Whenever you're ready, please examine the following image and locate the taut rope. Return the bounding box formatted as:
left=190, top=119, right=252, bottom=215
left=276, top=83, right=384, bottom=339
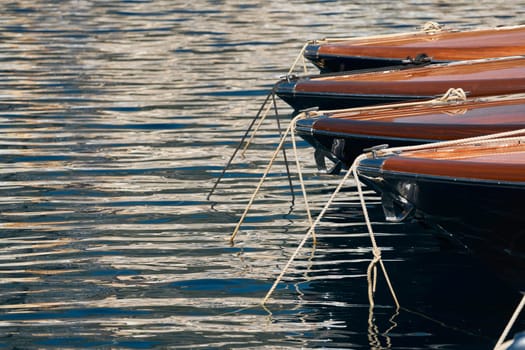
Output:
left=262, top=152, right=399, bottom=310
left=230, top=113, right=314, bottom=245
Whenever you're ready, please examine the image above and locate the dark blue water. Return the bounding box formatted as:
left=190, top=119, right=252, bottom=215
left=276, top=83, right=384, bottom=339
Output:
left=0, top=1, right=524, bottom=349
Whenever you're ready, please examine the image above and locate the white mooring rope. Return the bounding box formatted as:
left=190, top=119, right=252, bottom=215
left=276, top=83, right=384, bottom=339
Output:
left=287, top=41, right=310, bottom=76
left=230, top=112, right=314, bottom=244
left=352, top=160, right=400, bottom=309
left=262, top=151, right=399, bottom=309
left=494, top=293, right=525, bottom=350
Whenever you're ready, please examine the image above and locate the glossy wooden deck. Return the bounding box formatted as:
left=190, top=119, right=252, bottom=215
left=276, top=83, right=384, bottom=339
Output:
left=297, top=57, right=525, bottom=97
left=317, top=26, right=525, bottom=61
left=381, top=139, right=525, bottom=182
left=312, top=96, right=525, bottom=141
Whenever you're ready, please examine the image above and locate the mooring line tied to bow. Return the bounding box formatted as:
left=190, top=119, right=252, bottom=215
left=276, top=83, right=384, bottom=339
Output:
left=259, top=152, right=400, bottom=310
left=223, top=105, right=400, bottom=311
left=229, top=112, right=314, bottom=245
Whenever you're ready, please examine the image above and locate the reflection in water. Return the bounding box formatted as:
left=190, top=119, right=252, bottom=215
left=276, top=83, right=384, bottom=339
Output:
left=0, top=0, right=524, bottom=349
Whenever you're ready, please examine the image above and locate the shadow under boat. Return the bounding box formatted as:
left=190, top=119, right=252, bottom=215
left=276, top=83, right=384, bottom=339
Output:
left=276, top=56, right=525, bottom=111
left=305, top=24, right=525, bottom=73
left=295, top=93, right=525, bottom=173
left=296, top=214, right=525, bottom=349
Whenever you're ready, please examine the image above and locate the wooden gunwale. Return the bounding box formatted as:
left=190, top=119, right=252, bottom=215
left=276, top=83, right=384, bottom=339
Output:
left=310, top=96, right=525, bottom=140
left=296, top=57, right=525, bottom=96
left=381, top=141, right=525, bottom=182
left=323, top=96, right=525, bottom=121
left=312, top=122, right=519, bottom=142
left=316, top=25, right=525, bottom=61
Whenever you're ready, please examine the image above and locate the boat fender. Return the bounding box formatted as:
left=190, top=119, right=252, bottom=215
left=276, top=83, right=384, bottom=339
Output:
left=314, top=148, right=343, bottom=175
left=381, top=191, right=414, bottom=223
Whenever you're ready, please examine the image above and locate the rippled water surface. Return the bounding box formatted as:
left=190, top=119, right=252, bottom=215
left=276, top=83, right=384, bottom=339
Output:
left=1, top=1, right=524, bottom=349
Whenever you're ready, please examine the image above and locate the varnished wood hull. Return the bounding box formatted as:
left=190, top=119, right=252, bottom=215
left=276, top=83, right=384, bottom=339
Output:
left=296, top=95, right=525, bottom=167
left=356, top=138, right=525, bottom=260
left=277, top=56, right=525, bottom=111
left=306, top=25, right=525, bottom=73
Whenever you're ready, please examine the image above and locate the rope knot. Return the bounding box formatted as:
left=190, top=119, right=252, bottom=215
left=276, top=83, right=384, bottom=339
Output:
left=422, top=21, right=443, bottom=33
left=371, top=247, right=382, bottom=261
left=437, top=88, right=467, bottom=102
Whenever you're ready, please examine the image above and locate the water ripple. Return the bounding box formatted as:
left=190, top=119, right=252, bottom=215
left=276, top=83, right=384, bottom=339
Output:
left=0, top=0, right=523, bottom=349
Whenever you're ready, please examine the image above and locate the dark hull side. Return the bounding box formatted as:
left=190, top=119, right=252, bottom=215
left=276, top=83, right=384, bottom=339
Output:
left=276, top=57, right=525, bottom=111
left=303, top=26, right=525, bottom=73
left=295, top=118, right=423, bottom=168
left=295, top=119, right=525, bottom=168
left=276, top=79, right=428, bottom=111
left=304, top=44, right=442, bottom=73
left=357, top=159, right=525, bottom=260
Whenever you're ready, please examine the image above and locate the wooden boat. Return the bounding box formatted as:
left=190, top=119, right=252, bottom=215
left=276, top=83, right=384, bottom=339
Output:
left=305, top=25, right=525, bottom=73
left=276, top=56, right=525, bottom=111
left=295, top=94, right=525, bottom=171
left=355, top=133, right=525, bottom=259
